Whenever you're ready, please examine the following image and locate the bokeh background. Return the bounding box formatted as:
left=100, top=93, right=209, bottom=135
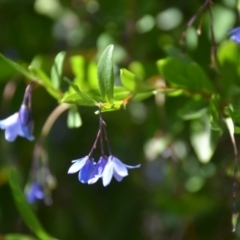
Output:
left=0, top=0, right=240, bottom=239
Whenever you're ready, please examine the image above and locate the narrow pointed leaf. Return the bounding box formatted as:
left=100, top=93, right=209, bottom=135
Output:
left=0, top=53, right=35, bottom=79
left=51, top=51, right=66, bottom=89
left=97, top=45, right=114, bottom=103
left=63, top=77, right=97, bottom=105
left=28, top=66, right=62, bottom=100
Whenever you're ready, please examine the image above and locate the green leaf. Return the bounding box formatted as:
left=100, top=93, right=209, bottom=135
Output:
left=5, top=234, right=37, bottom=240
left=0, top=53, right=35, bottom=79
left=63, top=77, right=97, bottom=106
left=178, top=99, right=208, bottom=120
left=67, top=106, right=82, bottom=128
left=157, top=57, right=215, bottom=94
left=51, top=51, right=66, bottom=89
left=97, top=44, right=114, bottom=103
left=120, top=69, right=154, bottom=92
left=190, top=115, right=221, bottom=163
left=28, top=66, right=62, bottom=100
left=70, top=56, right=99, bottom=91
left=8, top=167, right=55, bottom=240
left=113, top=86, right=130, bottom=101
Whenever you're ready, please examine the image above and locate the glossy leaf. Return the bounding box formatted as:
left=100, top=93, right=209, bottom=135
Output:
left=51, top=51, right=66, bottom=89
left=8, top=167, right=55, bottom=240
left=97, top=45, right=114, bottom=103
left=157, top=57, right=215, bottom=93
left=120, top=68, right=154, bottom=92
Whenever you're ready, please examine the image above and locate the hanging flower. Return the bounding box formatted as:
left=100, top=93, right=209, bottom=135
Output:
left=68, top=156, right=95, bottom=183
left=0, top=83, right=34, bottom=141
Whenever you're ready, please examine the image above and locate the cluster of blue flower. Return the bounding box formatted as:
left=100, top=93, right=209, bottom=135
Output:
left=68, top=109, right=140, bottom=186
left=0, top=83, right=140, bottom=203
left=68, top=155, right=140, bottom=187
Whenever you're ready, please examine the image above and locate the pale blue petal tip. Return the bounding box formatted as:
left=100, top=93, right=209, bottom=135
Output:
left=0, top=108, right=34, bottom=142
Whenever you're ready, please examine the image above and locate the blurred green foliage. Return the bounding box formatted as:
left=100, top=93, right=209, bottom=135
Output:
left=1, top=0, right=240, bottom=240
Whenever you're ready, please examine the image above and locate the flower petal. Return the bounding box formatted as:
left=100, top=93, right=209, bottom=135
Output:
left=229, top=27, right=240, bottom=35
left=102, top=160, right=114, bottom=187
left=113, top=170, right=124, bottom=182
left=4, top=114, right=21, bottom=142
left=78, top=160, right=94, bottom=183
left=125, top=164, right=141, bottom=169
left=68, top=157, right=88, bottom=174
left=88, top=156, right=107, bottom=184
left=88, top=167, right=100, bottom=184
left=19, top=104, right=30, bottom=125
left=20, top=122, right=35, bottom=141
left=0, top=113, right=18, bottom=129
left=111, top=156, right=128, bottom=177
